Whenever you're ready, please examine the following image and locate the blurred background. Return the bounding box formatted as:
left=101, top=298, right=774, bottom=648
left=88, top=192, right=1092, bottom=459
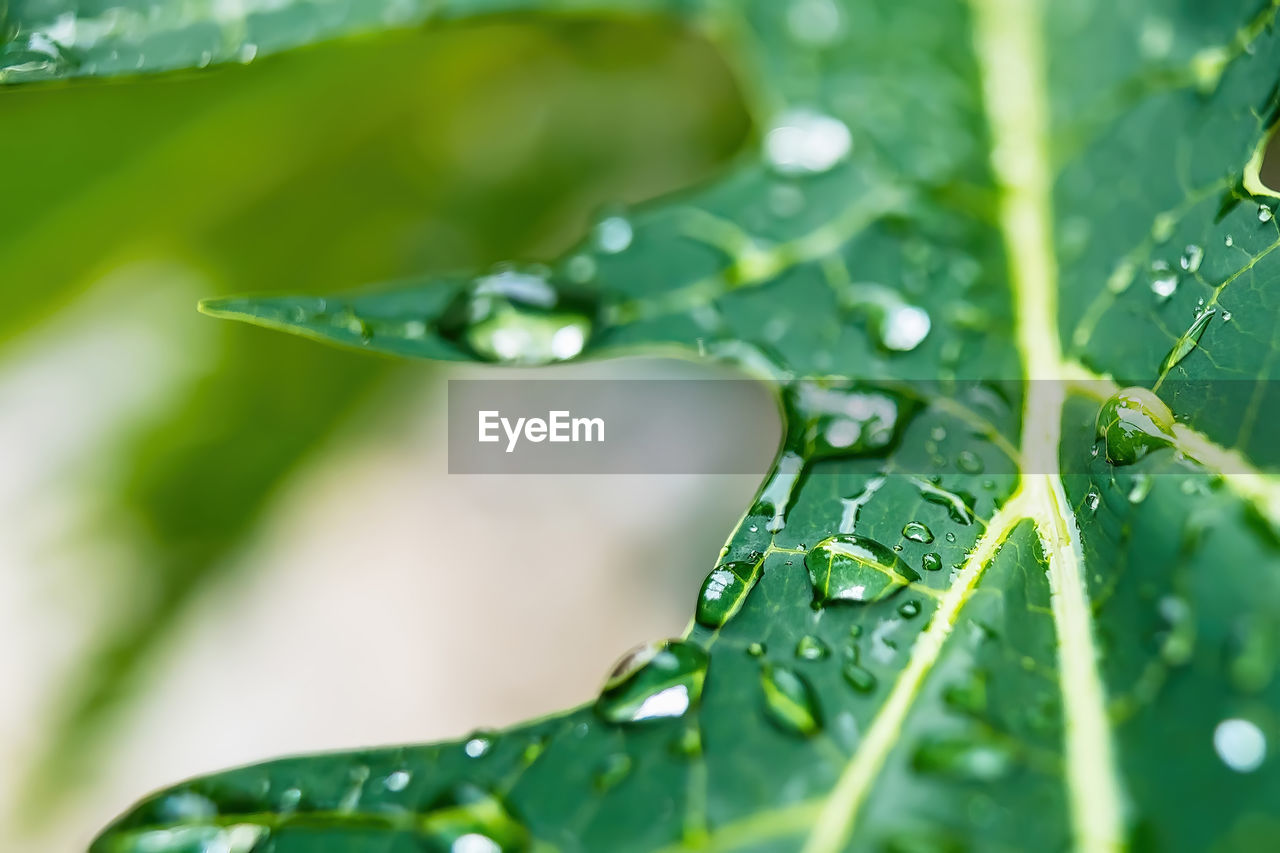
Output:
left=0, top=17, right=780, bottom=851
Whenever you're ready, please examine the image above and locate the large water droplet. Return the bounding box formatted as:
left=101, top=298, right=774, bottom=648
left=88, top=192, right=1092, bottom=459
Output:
left=596, top=640, right=708, bottom=724
left=879, top=303, right=931, bottom=352
left=902, top=521, right=934, bottom=543
left=1214, top=718, right=1267, bottom=772
left=437, top=267, right=598, bottom=364
left=764, top=109, right=852, bottom=176
left=695, top=561, right=761, bottom=628
left=788, top=381, right=907, bottom=461
left=760, top=664, right=822, bottom=736
left=795, top=635, right=830, bottom=660
left=1095, top=386, right=1175, bottom=465
left=805, top=534, right=921, bottom=605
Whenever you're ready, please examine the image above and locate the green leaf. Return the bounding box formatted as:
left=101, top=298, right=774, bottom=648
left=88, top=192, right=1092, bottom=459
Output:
left=0, top=0, right=684, bottom=82
left=97, top=0, right=1280, bottom=851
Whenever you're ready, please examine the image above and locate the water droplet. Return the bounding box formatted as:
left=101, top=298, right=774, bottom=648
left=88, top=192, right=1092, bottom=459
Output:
left=464, top=736, right=491, bottom=759
left=384, top=770, right=411, bottom=792
left=1084, top=489, right=1101, bottom=514
left=921, top=552, right=943, bottom=572
left=786, top=0, right=844, bottom=46
left=1222, top=310, right=1233, bottom=322
left=945, top=532, right=956, bottom=543
left=594, top=216, right=633, bottom=254
left=695, top=561, right=761, bottom=628
left=1225, top=234, right=1234, bottom=247
left=842, top=661, right=877, bottom=693
left=1151, top=211, right=1176, bottom=243
left=795, top=635, right=830, bottom=660
left=596, top=640, right=708, bottom=724
left=788, top=382, right=906, bottom=462
left=898, top=600, right=921, bottom=618
left=1259, top=204, right=1274, bottom=223
left=1214, top=718, right=1267, bottom=772
left=760, top=664, right=822, bottom=736
left=155, top=791, right=218, bottom=822
left=764, top=109, right=852, bottom=176
left=956, top=449, right=984, bottom=474
left=879, top=303, right=931, bottom=352
left=437, top=267, right=598, bottom=364
left=1149, top=260, right=1178, bottom=300
left=1095, top=386, right=1175, bottom=465
left=1127, top=473, right=1153, bottom=504
left=594, top=753, right=633, bottom=791
left=805, top=534, right=921, bottom=605
left=1180, top=244, right=1204, bottom=273
left=912, top=735, right=1015, bottom=781
left=746, top=641, right=767, bottom=657
left=902, top=521, right=934, bottom=543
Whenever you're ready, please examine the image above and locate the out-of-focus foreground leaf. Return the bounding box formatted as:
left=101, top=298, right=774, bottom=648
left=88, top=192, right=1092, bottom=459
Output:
left=0, top=15, right=746, bottom=829
left=89, top=0, right=1280, bottom=851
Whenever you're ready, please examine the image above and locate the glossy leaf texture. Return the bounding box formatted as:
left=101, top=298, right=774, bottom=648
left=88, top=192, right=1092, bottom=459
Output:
left=89, top=0, right=1280, bottom=851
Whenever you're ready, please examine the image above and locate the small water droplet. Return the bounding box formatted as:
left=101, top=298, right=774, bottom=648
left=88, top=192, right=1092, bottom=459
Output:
left=1225, top=234, right=1234, bottom=247
left=596, top=640, right=708, bottom=724
left=1214, top=718, right=1267, bottom=772
left=594, top=216, right=633, bottom=254
left=898, top=599, right=921, bottom=618
left=945, top=532, right=956, bottom=543
left=1180, top=244, right=1204, bottom=273
left=902, top=521, right=934, bottom=543
left=795, top=635, right=830, bottom=660
left=1222, top=310, right=1233, bottom=322
left=695, top=561, right=761, bottom=628
left=842, top=660, right=877, bottom=693
left=786, top=0, right=844, bottom=46
left=760, top=664, right=822, bottom=736
left=956, top=449, right=984, bottom=474
left=921, top=552, right=942, bottom=572
left=805, top=534, right=921, bottom=605
left=1127, top=473, right=1153, bottom=504
left=1084, top=489, right=1101, bottom=514
left=1149, top=260, right=1178, bottom=300
left=438, top=267, right=598, bottom=364
left=1095, top=386, right=1175, bottom=465
left=464, top=736, right=491, bottom=759
left=384, top=770, right=411, bottom=792
left=764, top=109, right=852, bottom=176
left=746, top=641, right=767, bottom=657
left=1259, top=204, right=1274, bottom=223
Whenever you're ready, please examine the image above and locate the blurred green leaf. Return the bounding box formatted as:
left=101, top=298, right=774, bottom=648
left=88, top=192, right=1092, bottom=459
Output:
left=3, top=13, right=745, bottom=828
left=94, top=0, right=1280, bottom=850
